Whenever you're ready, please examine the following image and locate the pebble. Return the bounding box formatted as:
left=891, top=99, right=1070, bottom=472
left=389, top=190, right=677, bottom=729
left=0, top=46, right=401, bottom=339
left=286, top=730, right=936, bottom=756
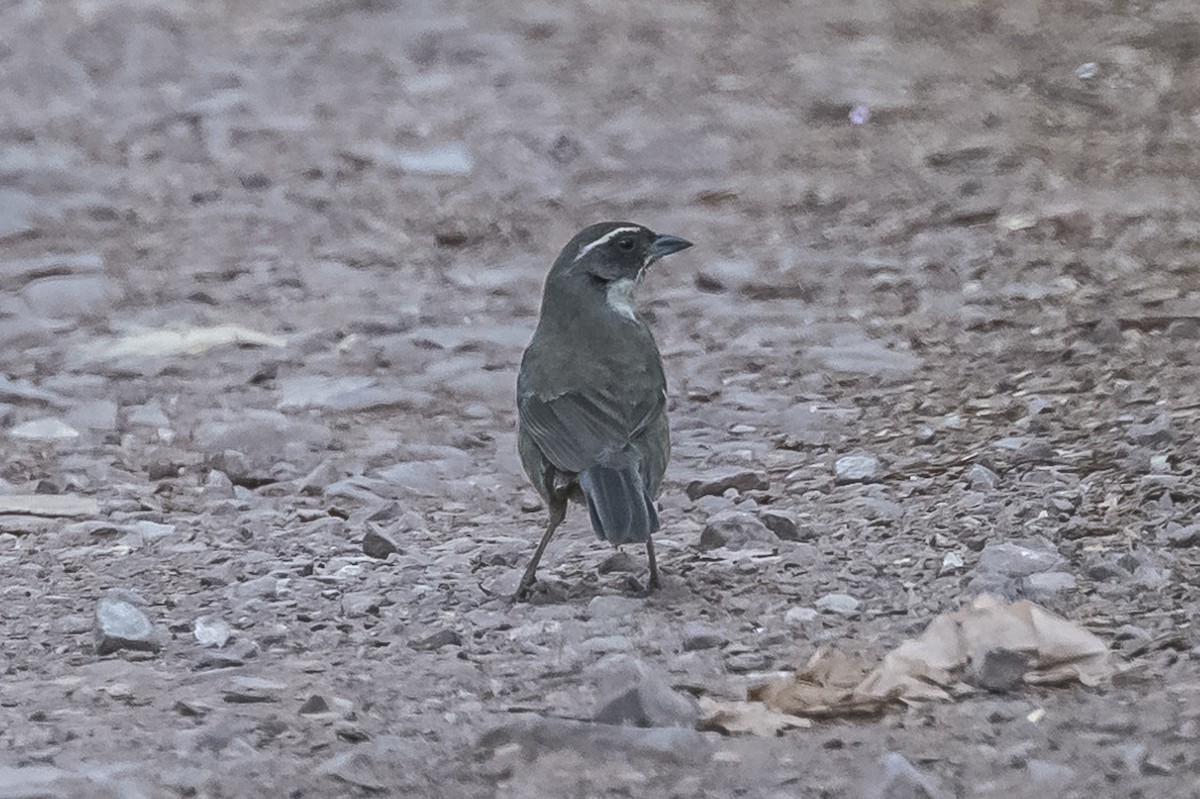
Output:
left=815, top=592, right=860, bottom=615
left=834, top=452, right=880, bottom=483
left=407, top=629, right=462, bottom=651
left=685, top=469, right=769, bottom=500
left=698, top=510, right=776, bottom=551
left=300, top=459, right=340, bottom=494
left=362, top=525, right=401, bottom=559
left=975, top=541, right=1063, bottom=578
left=966, top=463, right=998, bottom=491
left=94, top=597, right=159, bottom=655
left=1126, top=415, right=1173, bottom=447
left=681, top=621, right=728, bottom=651
left=199, top=469, right=235, bottom=500
left=10, top=416, right=80, bottom=440
left=277, top=375, right=431, bottom=413
left=593, top=676, right=699, bottom=728
left=222, top=676, right=286, bottom=703
left=939, top=552, right=964, bottom=574
left=128, top=402, right=170, bottom=427
left=871, top=752, right=949, bottom=799
left=784, top=606, right=819, bottom=624
left=971, top=647, right=1028, bottom=693
left=587, top=595, right=643, bottom=620
left=298, top=694, right=331, bottom=715
left=914, top=426, right=936, bottom=444
left=66, top=399, right=119, bottom=431
left=1025, top=759, right=1077, bottom=792
left=21, top=274, right=116, bottom=319
left=0, top=494, right=99, bottom=517
left=363, top=143, right=473, bottom=175
left=193, top=615, right=232, bottom=648
left=1024, top=571, right=1076, bottom=599
left=597, top=551, right=637, bottom=573
left=759, top=509, right=810, bottom=541
left=1165, top=524, right=1199, bottom=547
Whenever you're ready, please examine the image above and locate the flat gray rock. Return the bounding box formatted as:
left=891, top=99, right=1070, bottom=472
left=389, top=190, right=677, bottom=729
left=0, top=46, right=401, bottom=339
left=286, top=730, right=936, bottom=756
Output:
left=94, top=597, right=159, bottom=656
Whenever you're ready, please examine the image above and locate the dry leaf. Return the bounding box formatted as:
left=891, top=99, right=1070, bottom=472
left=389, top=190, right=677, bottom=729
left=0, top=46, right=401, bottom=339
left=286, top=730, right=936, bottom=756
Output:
left=752, top=596, right=1120, bottom=721
left=696, top=696, right=810, bottom=737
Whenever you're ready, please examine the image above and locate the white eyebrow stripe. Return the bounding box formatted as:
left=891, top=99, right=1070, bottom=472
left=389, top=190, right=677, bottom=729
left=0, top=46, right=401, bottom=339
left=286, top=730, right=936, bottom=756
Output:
left=572, top=226, right=642, bottom=262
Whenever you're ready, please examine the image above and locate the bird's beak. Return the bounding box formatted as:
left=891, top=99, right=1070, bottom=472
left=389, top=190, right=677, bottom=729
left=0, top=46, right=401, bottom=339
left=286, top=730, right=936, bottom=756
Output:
left=649, top=234, right=693, bottom=260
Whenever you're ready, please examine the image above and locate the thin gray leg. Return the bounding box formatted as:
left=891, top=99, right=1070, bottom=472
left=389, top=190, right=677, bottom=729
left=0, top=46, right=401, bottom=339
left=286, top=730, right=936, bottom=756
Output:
left=515, top=499, right=567, bottom=601
left=646, top=535, right=660, bottom=591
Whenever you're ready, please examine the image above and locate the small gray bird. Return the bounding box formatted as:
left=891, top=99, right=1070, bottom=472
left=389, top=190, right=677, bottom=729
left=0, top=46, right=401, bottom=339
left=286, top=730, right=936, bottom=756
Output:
left=515, top=222, right=692, bottom=600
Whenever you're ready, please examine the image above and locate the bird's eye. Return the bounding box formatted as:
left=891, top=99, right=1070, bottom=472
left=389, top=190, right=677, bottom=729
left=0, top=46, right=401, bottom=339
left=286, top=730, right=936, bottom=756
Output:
left=616, top=237, right=635, bottom=251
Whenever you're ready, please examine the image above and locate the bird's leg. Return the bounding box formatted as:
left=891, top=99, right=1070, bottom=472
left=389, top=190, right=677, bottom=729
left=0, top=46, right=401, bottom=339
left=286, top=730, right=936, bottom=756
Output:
left=645, top=535, right=660, bottom=591
left=515, top=498, right=567, bottom=601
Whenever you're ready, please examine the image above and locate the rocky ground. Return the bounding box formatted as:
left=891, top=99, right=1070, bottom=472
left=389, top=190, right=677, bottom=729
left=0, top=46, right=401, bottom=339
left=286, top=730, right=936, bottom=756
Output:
left=2, top=0, right=1200, bottom=796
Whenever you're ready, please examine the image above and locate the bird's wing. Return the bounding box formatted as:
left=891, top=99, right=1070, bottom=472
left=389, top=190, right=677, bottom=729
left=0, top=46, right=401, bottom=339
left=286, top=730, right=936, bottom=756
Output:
left=518, top=385, right=665, bottom=474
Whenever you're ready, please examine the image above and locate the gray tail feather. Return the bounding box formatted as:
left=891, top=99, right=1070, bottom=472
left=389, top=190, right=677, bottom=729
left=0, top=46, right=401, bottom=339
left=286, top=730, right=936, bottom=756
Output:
left=579, top=466, right=658, bottom=545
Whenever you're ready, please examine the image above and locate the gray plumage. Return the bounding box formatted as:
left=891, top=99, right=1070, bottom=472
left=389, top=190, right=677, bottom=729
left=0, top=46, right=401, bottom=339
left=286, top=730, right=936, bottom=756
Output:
left=515, top=222, right=691, bottom=599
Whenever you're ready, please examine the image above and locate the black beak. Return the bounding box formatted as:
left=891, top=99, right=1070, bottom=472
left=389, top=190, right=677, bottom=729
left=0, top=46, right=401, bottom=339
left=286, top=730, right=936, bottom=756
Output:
left=649, top=234, right=693, bottom=259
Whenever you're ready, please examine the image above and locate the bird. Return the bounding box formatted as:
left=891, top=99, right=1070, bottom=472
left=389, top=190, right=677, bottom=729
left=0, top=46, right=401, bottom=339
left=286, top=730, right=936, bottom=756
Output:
left=515, top=222, right=693, bottom=600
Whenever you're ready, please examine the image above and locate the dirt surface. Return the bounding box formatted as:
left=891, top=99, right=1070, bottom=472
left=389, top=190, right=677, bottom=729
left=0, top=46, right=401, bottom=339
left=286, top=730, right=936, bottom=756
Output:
left=2, top=0, right=1200, bottom=796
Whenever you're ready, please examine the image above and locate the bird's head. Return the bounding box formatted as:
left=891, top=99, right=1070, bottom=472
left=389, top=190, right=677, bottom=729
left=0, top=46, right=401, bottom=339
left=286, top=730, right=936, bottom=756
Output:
left=557, top=222, right=693, bottom=285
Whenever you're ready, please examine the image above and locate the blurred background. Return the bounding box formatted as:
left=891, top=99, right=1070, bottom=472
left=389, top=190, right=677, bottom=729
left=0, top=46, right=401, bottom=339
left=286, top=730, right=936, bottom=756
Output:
left=2, top=1, right=1199, bottom=796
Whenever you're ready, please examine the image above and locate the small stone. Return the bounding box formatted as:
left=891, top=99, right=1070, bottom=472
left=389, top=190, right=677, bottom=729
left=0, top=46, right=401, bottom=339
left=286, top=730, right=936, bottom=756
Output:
left=976, top=541, right=1063, bottom=578
left=834, top=452, right=879, bottom=483
left=873, top=752, right=949, bottom=799
left=698, top=510, right=776, bottom=551
left=22, top=274, right=116, bottom=319
left=200, top=469, right=235, bottom=500
left=784, top=606, right=819, bottom=625
left=759, top=509, right=811, bottom=541
left=681, top=622, right=728, bottom=651
left=1024, top=571, right=1076, bottom=598
left=815, top=593, right=860, bottom=615
left=966, top=463, right=998, bottom=491
left=1027, top=759, right=1076, bottom=790
left=10, top=417, right=80, bottom=440
left=914, top=426, right=936, bottom=444
left=940, top=552, right=965, bottom=574
left=299, top=694, right=330, bottom=715
left=67, top=399, right=119, bottom=431
left=364, top=502, right=403, bottom=523
left=1167, top=318, right=1200, bottom=340
left=206, top=450, right=254, bottom=485
left=193, top=616, right=232, bottom=648
left=341, top=592, right=380, bottom=618
left=593, top=680, right=699, bottom=728
left=1166, top=525, right=1200, bottom=547
left=972, top=647, right=1028, bottom=693
left=128, top=402, right=170, bottom=427
left=223, top=676, right=286, bottom=703
left=408, top=629, right=461, bottom=651
left=300, top=459, right=340, bottom=495
left=94, top=597, right=159, bottom=655
left=362, top=525, right=400, bottom=559
left=0, top=494, right=99, bottom=517
left=587, top=595, right=642, bottom=620
left=1090, top=317, right=1123, bottom=346
left=685, top=469, right=770, bottom=500
left=1126, top=415, right=1173, bottom=447
left=597, top=551, right=637, bottom=573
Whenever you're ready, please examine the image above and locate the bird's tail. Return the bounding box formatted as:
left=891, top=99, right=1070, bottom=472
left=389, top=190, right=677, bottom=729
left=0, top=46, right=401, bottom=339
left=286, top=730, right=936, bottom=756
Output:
left=579, top=466, right=658, bottom=545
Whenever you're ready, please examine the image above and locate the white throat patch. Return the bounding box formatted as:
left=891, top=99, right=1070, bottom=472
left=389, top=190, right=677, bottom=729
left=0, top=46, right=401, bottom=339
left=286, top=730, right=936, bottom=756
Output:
left=573, top=226, right=642, bottom=262
left=606, top=277, right=638, bottom=321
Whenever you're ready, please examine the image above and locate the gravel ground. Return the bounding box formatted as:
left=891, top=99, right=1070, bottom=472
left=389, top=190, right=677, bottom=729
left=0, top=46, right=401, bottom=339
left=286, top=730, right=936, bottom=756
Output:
left=2, top=1, right=1199, bottom=796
